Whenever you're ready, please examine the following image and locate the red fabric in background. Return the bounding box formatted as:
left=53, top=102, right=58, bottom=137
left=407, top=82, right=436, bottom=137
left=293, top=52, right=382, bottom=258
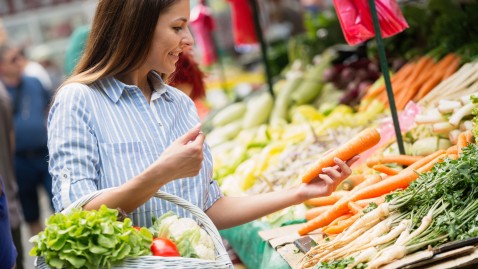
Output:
left=333, top=0, right=408, bottom=46
left=227, top=0, right=258, bottom=45
left=190, top=2, right=217, bottom=66
left=169, top=53, right=206, bottom=101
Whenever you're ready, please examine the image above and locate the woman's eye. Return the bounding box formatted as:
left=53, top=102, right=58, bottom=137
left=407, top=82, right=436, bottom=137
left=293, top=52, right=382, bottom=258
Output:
left=173, top=27, right=182, bottom=32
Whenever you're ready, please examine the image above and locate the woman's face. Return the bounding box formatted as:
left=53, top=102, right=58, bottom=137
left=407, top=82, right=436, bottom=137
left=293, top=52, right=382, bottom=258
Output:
left=146, top=0, right=193, bottom=74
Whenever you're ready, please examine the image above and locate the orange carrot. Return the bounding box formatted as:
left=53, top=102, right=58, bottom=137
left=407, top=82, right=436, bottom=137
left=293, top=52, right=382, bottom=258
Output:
left=352, top=174, right=383, bottom=192
left=299, top=198, right=353, bottom=235
left=355, top=196, right=386, bottom=208
left=321, top=213, right=353, bottom=232
left=298, top=175, right=381, bottom=235
left=457, top=132, right=468, bottom=154
left=395, top=57, right=435, bottom=109
left=441, top=57, right=461, bottom=80
left=446, top=145, right=458, bottom=155
left=408, top=150, right=446, bottom=170
left=301, top=128, right=381, bottom=183
left=448, top=154, right=459, bottom=160
left=328, top=214, right=353, bottom=227
left=347, top=201, right=363, bottom=215
left=414, top=54, right=460, bottom=101
left=350, top=154, right=446, bottom=202
left=322, top=214, right=360, bottom=235
left=416, top=154, right=446, bottom=173
left=304, top=191, right=347, bottom=207
left=372, top=164, right=399, bottom=175
left=414, top=73, right=444, bottom=101
left=465, top=130, right=474, bottom=143
left=305, top=205, right=332, bottom=221
left=363, top=63, right=415, bottom=100
left=339, top=175, right=366, bottom=191
left=366, top=155, right=423, bottom=168
left=458, top=130, right=474, bottom=154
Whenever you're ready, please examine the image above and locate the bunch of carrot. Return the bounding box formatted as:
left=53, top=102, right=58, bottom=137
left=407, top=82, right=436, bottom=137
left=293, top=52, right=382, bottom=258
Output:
left=360, top=53, right=461, bottom=111
left=300, top=150, right=448, bottom=236
left=299, top=129, right=475, bottom=237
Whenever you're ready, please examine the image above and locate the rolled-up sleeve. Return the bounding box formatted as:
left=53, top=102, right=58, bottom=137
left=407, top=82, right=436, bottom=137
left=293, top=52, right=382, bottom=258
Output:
left=48, top=84, right=99, bottom=212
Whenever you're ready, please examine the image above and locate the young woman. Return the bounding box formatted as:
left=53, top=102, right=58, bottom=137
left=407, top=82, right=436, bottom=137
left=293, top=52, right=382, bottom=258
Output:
left=48, top=0, right=358, bottom=229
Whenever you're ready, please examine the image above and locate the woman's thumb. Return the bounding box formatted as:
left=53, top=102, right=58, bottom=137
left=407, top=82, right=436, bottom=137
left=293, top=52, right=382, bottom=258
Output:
left=180, top=123, right=202, bottom=144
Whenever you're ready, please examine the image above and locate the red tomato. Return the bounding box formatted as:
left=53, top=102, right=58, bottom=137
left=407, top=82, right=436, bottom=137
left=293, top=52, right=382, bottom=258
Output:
left=151, top=238, right=180, bottom=257
left=133, top=226, right=141, bottom=231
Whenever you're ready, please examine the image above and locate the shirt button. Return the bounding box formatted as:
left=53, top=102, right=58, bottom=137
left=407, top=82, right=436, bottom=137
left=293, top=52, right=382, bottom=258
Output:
left=63, top=174, right=68, bottom=178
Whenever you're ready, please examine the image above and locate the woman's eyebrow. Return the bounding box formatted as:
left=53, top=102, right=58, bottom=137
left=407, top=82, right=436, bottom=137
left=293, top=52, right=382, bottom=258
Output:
left=175, top=17, right=188, bottom=22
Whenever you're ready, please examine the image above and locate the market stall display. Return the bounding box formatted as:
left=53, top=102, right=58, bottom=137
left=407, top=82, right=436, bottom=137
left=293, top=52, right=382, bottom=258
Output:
left=210, top=0, right=478, bottom=265
left=25, top=0, right=478, bottom=268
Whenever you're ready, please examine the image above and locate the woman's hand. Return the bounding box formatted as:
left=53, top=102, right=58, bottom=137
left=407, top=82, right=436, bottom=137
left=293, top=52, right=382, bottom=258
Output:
left=146, top=124, right=205, bottom=182
left=296, top=156, right=359, bottom=201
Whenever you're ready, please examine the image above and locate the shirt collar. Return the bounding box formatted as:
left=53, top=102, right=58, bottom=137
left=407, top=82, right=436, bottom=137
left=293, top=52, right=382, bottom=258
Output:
left=97, top=71, right=174, bottom=103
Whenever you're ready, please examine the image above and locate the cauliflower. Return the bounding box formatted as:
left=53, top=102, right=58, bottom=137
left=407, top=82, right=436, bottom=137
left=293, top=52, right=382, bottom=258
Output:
left=150, top=212, right=216, bottom=260
left=169, top=218, right=198, bottom=240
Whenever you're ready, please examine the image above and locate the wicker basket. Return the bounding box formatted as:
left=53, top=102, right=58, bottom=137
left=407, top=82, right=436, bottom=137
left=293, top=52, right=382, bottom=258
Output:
left=34, top=188, right=234, bottom=269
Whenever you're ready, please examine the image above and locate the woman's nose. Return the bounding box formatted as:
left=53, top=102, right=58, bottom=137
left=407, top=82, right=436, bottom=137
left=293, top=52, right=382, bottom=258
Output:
left=182, top=27, right=194, bottom=48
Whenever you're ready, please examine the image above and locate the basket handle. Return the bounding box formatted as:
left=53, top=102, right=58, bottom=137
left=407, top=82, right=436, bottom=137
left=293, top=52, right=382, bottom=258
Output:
left=62, top=188, right=231, bottom=264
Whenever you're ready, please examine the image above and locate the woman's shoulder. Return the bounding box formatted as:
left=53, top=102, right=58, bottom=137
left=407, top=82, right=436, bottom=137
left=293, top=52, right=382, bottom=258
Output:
left=55, top=82, right=96, bottom=101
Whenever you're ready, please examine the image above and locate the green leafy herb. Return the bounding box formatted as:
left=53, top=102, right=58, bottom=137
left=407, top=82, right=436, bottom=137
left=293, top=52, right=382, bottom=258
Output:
left=362, top=202, right=378, bottom=214
left=30, top=205, right=152, bottom=268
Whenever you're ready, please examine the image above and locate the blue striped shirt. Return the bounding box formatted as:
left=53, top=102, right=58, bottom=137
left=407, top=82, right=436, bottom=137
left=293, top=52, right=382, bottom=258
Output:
left=48, top=71, right=222, bottom=227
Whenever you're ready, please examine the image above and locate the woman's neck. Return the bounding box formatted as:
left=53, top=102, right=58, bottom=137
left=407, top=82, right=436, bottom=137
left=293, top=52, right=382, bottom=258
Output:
left=116, top=69, right=152, bottom=103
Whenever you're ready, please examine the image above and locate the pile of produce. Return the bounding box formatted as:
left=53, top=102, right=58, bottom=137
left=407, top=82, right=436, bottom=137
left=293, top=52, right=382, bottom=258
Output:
left=300, top=137, right=477, bottom=269
left=323, top=57, right=380, bottom=107
left=30, top=207, right=217, bottom=269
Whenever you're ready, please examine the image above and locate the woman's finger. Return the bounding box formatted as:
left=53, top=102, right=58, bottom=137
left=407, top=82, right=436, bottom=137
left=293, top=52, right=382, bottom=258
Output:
left=334, top=157, right=352, bottom=177
left=318, top=174, right=334, bottom=185
left=345, top=155, right=361, bottom=166
left=322, top=167, right=342, bottom=180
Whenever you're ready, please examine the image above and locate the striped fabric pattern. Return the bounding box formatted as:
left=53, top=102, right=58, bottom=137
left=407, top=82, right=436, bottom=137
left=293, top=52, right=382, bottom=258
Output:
left=47, top=71, right=222, bottom=227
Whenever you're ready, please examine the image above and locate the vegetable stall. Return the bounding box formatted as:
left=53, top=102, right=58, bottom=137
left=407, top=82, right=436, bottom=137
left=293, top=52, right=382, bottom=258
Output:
left=206, top=0, right=478, bottom=268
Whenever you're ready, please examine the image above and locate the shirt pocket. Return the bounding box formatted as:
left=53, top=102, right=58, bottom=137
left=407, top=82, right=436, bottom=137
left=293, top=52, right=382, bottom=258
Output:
left=99, top=141, right=148, bottom=185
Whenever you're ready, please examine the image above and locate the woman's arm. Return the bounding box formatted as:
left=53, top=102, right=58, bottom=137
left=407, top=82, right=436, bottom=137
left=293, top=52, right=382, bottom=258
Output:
left=206, top=157, right=357, bottom=229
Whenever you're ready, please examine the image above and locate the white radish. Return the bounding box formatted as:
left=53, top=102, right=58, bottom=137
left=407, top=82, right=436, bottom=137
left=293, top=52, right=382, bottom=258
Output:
left=366, top=245, right=407, bottom=269
left=432, top=122, right=455, bottom=134
left=347, top=247, right=378, bottom=269
left=400, top=214, right=433, bottom=245
left=415, top=108, right=444, bottom=124
left=460, top=120, right=474, bottom=131
left=394, top=229, right=410, bottom=246
left=449, top=103, right=473, bottom=126
left=341, top=203, right=390, bottom=239
left=438, top=99, right=461, bottom=113
left=461, top=94, right=477, bottom=104
left=362, top=219, right=410, bottom=249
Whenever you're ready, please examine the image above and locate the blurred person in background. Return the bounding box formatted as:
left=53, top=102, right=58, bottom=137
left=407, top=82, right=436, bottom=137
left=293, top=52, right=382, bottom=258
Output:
left=64, top=25, right=91, bottom=76
left=0, top=43, right=52, bottom=237
left=18, top=48, right=53, bottom=93
left=30, top=46, right=64, bottom=92
left=0, top=81, right=24, bottom=269
left=0, top=176, right=18, bottom=269
left=0, top=18, right=24, bottom=269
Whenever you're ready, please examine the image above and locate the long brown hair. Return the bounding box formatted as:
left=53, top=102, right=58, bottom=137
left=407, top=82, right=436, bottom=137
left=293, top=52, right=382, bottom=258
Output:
left=64, top=0, right=178, bottom=86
